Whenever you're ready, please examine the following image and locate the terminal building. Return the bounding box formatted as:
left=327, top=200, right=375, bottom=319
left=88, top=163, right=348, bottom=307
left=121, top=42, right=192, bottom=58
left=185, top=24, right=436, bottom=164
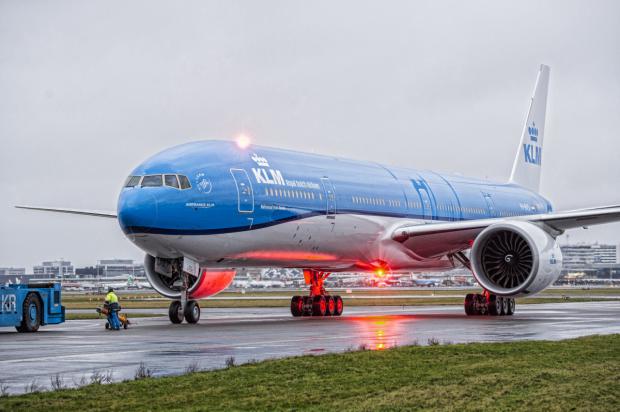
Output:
left=33, top=260, right=74, bottom=278
left=95, top=259, right=145, bottom=278
left=0, top=267, right=27, bottom=285
left=0, top=267, right=26, bottom=277
left=559, top=243, right=620, bottom=282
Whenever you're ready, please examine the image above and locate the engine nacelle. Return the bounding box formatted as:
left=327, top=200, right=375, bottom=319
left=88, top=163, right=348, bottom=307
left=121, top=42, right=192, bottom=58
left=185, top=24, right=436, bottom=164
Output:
left=144, top=254, right=236, bottom=299
left=471, top=221, right=562, bottom=297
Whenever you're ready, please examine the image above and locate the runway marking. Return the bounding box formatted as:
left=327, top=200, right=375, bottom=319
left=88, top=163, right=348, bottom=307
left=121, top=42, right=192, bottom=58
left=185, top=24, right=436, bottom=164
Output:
left=0, top=333, right=369, bottom=365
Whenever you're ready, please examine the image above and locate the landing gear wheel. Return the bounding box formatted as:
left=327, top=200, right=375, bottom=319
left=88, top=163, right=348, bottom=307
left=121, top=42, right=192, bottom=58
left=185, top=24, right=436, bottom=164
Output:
left=506, top=298, right=516, bottom=316
left=302, top=296, right=313, bottom=316
left=333, top=295, right=344, bottom=316
left=500, top=297, right=508, bottom=316
left=290, top=296, right=303, bottom=317
left=325, top=296, right=335, bottom=316
left=184, top=300, right=200, bottom=324
left=312, top=295, right=327, bottom=316
left=464, top=293, right=476, bottom=316
left=487, top=295, right=502, bottom=316
left=168, top=300, right=184, bottom=324
left=16, top=293, right=41, bottom=333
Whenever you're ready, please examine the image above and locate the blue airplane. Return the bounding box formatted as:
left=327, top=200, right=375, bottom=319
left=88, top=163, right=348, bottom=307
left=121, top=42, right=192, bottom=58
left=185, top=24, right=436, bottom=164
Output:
left=18, top=65, right=620, bottom=322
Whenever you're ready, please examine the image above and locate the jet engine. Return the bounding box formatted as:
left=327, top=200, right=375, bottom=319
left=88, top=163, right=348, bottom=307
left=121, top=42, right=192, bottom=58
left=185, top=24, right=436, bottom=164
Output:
left=470, top=221, right=562, bottom=297
left=144, top=254, right=236, bottom=299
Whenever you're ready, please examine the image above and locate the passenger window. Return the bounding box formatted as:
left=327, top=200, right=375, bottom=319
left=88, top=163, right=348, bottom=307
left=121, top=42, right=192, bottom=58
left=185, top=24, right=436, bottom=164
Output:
left=164, top=175, right=180, bottom=189
left=178, top=175, right=191, bottom=189
left=124, top=176, right=141, bottom=187
left=141, top=175, right=163, bottom=187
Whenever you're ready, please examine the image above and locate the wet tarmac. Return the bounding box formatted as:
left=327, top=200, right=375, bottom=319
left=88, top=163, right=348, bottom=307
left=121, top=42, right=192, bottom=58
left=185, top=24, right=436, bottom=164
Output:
left=1, top=301, right=619, bottom=394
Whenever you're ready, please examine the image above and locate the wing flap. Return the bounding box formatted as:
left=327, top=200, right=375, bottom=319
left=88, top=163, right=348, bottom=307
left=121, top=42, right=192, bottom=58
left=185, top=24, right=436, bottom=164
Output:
left=532, top=205, right=620, bottom=231
left=393, top=205, right=620, bottom=245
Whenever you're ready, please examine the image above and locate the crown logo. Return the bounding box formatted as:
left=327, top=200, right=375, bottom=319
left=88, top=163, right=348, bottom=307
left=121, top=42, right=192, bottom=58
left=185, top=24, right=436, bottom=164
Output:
left=251, top=153, right=270, bottom=167
left=528, top=122, right=538, bottom=142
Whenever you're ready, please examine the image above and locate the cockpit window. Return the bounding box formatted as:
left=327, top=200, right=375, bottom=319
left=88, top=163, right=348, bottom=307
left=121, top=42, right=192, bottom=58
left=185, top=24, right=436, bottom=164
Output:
left=178, top=175, right=191, bottom=189
left=164, top=174, right=180, bottom=189
left=141, top=175, right=163, bottom=187
left=124, top=176, right=141, bottom=187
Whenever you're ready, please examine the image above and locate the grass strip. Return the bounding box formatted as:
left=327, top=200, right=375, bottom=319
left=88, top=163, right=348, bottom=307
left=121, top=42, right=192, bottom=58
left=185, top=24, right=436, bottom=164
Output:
left=2, top=334, right=618, bottom=411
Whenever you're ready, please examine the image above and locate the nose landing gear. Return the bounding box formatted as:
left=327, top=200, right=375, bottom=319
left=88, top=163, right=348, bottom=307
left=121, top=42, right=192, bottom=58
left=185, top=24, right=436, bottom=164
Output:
left=168, top=271, right=201, bottom=324
left=464, top=291, right=515, bottom=316
left=168, top=299, right=201, bottom=324
left=290, top=270, right=344, bottom=317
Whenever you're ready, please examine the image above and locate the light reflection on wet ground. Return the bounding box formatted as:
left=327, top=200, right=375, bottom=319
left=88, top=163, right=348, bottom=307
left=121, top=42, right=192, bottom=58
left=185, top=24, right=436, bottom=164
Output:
left=1, top=302, right=619, bottom=394
left=349, top=315, right=409, bottom=350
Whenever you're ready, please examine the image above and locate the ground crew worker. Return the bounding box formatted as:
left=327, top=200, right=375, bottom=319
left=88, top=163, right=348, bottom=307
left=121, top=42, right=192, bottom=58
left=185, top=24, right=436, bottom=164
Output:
left=105, top=287, right=121, bottom=330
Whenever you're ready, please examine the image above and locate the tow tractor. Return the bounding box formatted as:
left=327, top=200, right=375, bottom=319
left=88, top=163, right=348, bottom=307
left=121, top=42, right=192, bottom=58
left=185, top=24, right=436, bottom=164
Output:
left=0, top=283, right=65, bottom=332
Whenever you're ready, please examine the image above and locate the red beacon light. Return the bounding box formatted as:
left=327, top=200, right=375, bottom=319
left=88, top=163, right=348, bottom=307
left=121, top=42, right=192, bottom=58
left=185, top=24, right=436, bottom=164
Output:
left=370, top=259, right=390, bottom=279
left=235, top=134, right=251, bottom=149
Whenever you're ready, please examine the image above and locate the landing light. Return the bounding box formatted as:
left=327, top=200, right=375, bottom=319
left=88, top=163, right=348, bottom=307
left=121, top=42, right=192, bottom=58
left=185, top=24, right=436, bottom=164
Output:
left=235, top=134, right=251, bottom=149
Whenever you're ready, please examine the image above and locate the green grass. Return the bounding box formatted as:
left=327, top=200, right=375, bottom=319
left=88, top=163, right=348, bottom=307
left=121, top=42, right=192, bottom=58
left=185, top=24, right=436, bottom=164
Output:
left=1, top=334, right=618, bottom=411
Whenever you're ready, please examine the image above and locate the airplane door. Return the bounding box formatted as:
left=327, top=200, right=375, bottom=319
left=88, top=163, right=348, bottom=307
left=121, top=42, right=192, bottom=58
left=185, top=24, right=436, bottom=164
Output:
left=411, top=178, right=436, bottom=220
left=230, top=169, right=254, bottom=213
left=320, top=177, right=336, bottom=218
left=419, top=188, right=433, bottom=220
left=482, top=193, right=497, bottom=218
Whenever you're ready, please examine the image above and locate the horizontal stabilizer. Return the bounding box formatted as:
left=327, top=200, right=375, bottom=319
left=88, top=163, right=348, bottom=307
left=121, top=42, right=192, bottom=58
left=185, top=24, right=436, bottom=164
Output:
left=15, top=205, right=117, bottom=218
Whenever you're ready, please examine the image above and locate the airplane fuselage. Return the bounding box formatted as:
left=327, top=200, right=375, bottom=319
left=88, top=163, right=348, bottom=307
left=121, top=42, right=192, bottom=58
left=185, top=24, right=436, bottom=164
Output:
left=117, top=140, right=551, bottom=272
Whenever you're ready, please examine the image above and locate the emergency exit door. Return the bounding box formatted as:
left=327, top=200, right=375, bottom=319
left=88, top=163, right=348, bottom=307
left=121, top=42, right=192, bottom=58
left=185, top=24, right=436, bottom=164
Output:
left=321, top=177, right=336, bottom=218
left=482, top=193, right=497, bottom=218
left=230, top=169, right=254, bottom=213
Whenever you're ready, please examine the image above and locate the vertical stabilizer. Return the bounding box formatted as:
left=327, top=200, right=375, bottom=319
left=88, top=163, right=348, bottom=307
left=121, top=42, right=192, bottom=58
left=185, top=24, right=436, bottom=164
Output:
left=509, top=64, right=550, bottom=193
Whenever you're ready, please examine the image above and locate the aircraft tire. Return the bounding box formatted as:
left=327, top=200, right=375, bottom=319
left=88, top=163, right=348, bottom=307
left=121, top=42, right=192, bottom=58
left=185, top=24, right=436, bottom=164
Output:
left=464, top=294, right=476, bottom=316
left=168, top=300, right=184, bottom=324
left=487, top=295, right=501, bottom=316
left=500, top=297, right=508, bottom=316
left=333, top=295, right=344, bottom=316
left=290, top=296, right=303, bottom=317
left=302, top=296, right=313, bottom=316
left=312, top=295, right=327, bottom=316
left=324, top=295, right=335, bottom=316
left=506, top=298, right=516, bottom=316
left=184, top=300, right=200, bottom=324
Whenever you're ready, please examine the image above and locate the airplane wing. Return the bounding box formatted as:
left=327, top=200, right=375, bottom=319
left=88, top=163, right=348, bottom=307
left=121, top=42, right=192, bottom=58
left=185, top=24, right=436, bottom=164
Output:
left=392, top=205, right=620, bottom=256
left=15, top=205, right=117, bottom=218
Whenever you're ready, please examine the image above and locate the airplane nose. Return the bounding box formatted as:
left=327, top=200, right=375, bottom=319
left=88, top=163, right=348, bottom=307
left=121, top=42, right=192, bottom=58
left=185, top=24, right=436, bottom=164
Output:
left=117, top=189, right=159, bottom=234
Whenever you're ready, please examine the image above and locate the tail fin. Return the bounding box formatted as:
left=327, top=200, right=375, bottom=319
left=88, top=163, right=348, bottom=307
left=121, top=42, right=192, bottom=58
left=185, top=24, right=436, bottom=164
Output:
left=509, top=64, right=550, bottom=193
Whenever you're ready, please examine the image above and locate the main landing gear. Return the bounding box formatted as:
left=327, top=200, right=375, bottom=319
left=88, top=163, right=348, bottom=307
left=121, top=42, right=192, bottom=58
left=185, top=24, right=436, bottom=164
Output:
left=291, top=270, right=344, bottom=317
left=464, top=292, right=515, bottom=316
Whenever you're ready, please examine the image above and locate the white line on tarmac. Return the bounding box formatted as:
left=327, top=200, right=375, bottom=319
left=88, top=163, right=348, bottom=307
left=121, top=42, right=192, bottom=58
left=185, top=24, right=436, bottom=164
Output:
left=0, top=333, right=367, bottom=365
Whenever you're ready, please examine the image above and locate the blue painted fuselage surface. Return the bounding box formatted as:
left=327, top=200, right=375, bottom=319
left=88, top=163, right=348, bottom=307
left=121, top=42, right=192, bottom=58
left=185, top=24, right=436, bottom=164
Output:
left=117, top=140, right=552, bottom=237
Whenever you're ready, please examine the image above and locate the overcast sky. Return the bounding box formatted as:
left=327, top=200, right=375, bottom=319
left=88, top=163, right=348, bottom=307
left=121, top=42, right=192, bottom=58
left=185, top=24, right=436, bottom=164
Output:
left=1, top=0, right=619, bottom=271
